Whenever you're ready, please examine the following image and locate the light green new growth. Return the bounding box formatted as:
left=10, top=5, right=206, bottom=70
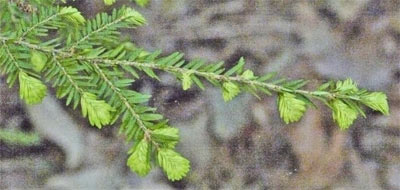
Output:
left=60, top=6, right=85, bottom=25
left=0, top=0, right=390, bottom=181
left=278, top=93, right=306, bottom=124
left=81, top=92, right=114, bottom=128
left=104, top=0, right=117, bottom=6
left=157, top=148, right=190, bottom=181
left=66, top=0, right=150, bottom=7
left=330, top=99, right=358, bottom=129
left=360, top=92, right=389, bottom=115
left=31, top=50, right=47, bottom=72
left=19, top=71, right=47, bottom=104
left=134, top=0, right=150, bottom=7
left=222, top=82, right=241, bottom=102
left=127, top=138, right=152, bottom=176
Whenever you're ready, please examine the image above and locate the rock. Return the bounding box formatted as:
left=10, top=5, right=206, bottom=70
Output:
left=327, top=0, right=368, bottom=21
left=295, top=2, right=394, bottom=90
left=314, top=51, right=393, bottom=90
left=295, top=2, right=338, bottom=57
left=44, top=131, right=131, bottom=189
left=26, top=95, right=85, bottom=169
left=360, top=129, right=386, bottom=154
left=0, top=156, right=60, bottom=189
left=173, top=111, right=212, bottom=169
left=389, top=12, right=400, bottom=34
left=122, top=171, right=174, bottom=190
left=286, top=109, right=346, bottom=189
left=205, top=88, right=252, bottom=141
left=4, top=115, right=24, bottom=129
left=46, top=167, right=124, bottom=190
left=372, top=108, right=400, bottom=130
left=386, top=164, right=400, bottom=189
left=149, top=85, right=205, bottom=122
left=252, top=102, right=271, bottom=128
left=0, top=77, right=23, bottom=126
left=348, top=151, right=382, bottom=190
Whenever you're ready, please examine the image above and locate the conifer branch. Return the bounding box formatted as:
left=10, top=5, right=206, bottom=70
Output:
left=1, top=40, right=22, bottom=71
left=50, top=53, right=83, bottom=94
left=85, top=58, right=361, bottom=101
left=64, top=7, right=145, bottom=51
left=1, top=40, right=47, bottom=103
left=67, top=16, right=126, bottom=51
left=45, top=53, right=113, bottom=128
left=0, top=2, right=389, bottom=181
left=91, top=62, right=156, bottom=146
left=0, top=36, right=366, bottom=103
left=0, top=36, right=390, bottom=127
left=17, top=11, right=61, bottom=40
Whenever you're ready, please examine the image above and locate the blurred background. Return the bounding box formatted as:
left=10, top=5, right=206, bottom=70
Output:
left=1, top=0, right=400, bottom=189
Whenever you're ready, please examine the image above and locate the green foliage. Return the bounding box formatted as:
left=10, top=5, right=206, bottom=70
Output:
left=19, top=72, right=47, bottom=104
left=59, top=6, right=85, bottom=25
left=81, top=92, right=114, bottom=128
left=104, top=0, right=117, bottom=6
left=151, top=127, right=179, bottom=148
left=124, top=7, right=147, bottom=25
left=241, top=69, right=255, bottom=80
left=0, top=128, right=41, bottom=146
left=0, top=0, right=390, bottom=181
left=134, top=0, right=150, bottom=7
left=181, top=72, right=192, bottom=90
left=157, top=148, right=190, bottom=181
left=222, top=82, right=240, bottom=102
left=335, top=78, right=358, bottom=93
left=278, top=93, right=306, bottom=124
left=31, top=50, right=47, bottom=72
left=330, top=99, right=358, bottom=129
left=0, top=42, right=24, bottom=87
left=360, top=92, right=389, bottom=115
left=127, top=139, right=152, bottom=176
left=100, top=0, right=150, bottom=7
left=316, top=78, right=390, bottom=129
